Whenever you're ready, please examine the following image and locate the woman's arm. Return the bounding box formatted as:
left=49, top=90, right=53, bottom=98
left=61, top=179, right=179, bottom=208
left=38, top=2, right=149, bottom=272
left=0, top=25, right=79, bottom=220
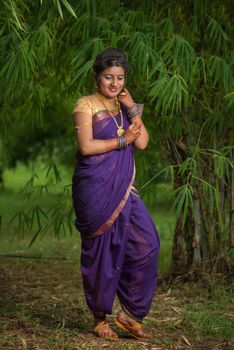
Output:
left=118, top=90, right=149, bottom=150
left=130, top=116, right=149, bottom=150
left=73, top=111, right=140, bottom=156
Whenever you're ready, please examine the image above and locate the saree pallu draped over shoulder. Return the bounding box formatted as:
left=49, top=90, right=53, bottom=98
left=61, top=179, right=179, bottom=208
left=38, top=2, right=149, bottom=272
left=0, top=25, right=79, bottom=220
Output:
left=72, top=103, right=134, bottom=240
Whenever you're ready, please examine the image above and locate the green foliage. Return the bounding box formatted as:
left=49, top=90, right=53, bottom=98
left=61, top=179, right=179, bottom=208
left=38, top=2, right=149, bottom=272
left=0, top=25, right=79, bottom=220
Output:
left=52, top=0, right=77, bottom=19
left=0, top=162, right=173, bottom=275
left=0, top=0, right=233, bottom=272
left=8, top=162, right=74, bottom=246
left=149, top=73, right=188, bottom=116
left=183, top=310, right=234, bottom=340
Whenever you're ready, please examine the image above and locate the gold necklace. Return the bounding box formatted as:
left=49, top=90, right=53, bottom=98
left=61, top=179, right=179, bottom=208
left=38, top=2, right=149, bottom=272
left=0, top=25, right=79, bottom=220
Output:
left=96, top=92, right=124, bottom=136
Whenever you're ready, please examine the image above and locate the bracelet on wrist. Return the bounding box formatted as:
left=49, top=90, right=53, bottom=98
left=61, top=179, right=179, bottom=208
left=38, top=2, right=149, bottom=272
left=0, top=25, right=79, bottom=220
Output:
left=117, top=135, right=127, bottom=149
left=128, top=103, right=140, bottom=120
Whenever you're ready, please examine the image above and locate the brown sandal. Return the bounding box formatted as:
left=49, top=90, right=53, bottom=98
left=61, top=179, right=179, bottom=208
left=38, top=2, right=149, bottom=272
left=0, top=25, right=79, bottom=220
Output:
left=115, top=318, right=151, bottom=340
left=94, top=320, right=118, bottom=340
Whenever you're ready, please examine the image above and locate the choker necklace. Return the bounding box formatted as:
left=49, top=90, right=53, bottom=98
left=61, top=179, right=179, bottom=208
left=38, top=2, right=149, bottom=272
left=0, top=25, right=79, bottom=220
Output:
left=96, top=92, right=124, bottom=136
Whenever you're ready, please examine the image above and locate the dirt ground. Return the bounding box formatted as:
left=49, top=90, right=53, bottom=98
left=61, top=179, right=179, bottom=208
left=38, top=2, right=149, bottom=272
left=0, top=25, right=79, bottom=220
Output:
left=0, top=258, right=233, bottom=350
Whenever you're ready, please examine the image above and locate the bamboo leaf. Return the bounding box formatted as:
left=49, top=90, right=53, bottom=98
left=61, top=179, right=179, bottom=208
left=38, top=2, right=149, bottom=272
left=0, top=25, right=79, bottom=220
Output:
left=207, top=17, right=229, bottom=51
left=172, top=184, right=195, bottom=225
left=54, top=0, right=63, bottom=19
left=61, top=0, right=77, bottom=19
left=28, top=226, right=43, bottom=247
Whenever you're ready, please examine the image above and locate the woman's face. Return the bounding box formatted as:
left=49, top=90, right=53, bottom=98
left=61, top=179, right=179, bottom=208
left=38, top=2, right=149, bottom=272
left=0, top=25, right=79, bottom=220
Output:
left=97, top=66, right=125, bottom=98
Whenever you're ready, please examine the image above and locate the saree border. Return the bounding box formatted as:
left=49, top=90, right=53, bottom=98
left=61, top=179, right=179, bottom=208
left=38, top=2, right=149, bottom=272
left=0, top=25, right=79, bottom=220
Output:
left=91, top=165, right=136, bottom=238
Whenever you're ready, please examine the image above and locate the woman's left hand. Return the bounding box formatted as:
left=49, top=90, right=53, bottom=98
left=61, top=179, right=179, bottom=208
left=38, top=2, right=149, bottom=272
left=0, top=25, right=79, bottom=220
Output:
left=118, top=88, right=135, bottom=111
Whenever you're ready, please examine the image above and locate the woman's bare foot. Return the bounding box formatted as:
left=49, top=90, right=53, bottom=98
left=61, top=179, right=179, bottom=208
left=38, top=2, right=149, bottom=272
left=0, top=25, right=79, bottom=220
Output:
left=94, top=320, right=118, bottom=339
left=116, top=310, right=151, bottom=339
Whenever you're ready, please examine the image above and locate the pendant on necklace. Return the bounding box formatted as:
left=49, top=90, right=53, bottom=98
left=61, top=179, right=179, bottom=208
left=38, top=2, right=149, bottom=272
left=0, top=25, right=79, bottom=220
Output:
left=117, top=128, right=124, bottom=136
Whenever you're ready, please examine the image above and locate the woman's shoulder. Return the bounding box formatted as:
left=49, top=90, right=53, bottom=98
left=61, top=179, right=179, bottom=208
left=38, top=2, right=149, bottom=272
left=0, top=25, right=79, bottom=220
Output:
left=75, top=93, right=97, bottom=104
left=73, top=93, right=104, bottom=116
left=72, top=94, right=97, bottom=115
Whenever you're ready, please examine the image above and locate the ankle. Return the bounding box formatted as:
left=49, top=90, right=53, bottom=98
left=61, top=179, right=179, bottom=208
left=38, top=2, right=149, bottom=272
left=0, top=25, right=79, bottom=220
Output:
left=93, top=312, right=106, bottom=325
left=118, top=310, right=133, bottom=325
left=118, top=310, right=142, bottom=326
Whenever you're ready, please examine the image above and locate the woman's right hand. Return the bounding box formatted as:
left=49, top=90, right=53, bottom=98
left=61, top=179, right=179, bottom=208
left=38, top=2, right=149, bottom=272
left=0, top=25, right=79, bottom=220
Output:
left=124, top=123, right=141, bottom=144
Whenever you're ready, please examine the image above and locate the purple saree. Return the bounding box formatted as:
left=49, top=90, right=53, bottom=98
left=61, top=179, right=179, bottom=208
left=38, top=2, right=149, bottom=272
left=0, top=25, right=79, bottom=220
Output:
left=72, top=104, right=134, bottom=239
left=72, top=102, right=160, bottom=319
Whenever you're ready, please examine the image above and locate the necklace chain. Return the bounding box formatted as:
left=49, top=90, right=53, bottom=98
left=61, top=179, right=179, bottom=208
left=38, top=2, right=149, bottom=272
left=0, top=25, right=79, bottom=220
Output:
left=96, top=92, right=124, bottom=136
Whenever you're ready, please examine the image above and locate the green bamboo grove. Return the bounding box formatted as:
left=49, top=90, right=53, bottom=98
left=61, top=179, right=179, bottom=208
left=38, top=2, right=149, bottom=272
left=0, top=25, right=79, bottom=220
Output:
left=0, top=0, right=233, bottom=274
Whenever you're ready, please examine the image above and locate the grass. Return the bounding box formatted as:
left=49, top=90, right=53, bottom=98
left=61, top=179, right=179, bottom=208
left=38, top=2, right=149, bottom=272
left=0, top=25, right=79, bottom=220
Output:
left=181, top=284, right=234, bottom=340
left=0, top=163, right=233, bottom=349
left=0, top=258, right=233, bottom=349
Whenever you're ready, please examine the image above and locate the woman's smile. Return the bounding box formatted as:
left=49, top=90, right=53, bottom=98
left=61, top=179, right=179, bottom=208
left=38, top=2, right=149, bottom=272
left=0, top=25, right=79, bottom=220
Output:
left=109, top=87, right=118, bottom=93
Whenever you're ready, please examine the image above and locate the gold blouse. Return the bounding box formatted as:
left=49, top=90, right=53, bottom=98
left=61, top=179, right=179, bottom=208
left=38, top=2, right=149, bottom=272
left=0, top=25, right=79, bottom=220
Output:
left=72, top=94, right=110, bottom=117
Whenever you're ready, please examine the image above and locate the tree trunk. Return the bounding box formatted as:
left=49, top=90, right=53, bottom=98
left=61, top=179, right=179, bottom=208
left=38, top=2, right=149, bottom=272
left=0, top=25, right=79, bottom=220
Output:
left=193, top=194, right=202, bottom=266
left=170, top=141, right=233, bottom=275
left=171, top=213, right=187, bottom=275
left=231, top=150, right=234, bottom=248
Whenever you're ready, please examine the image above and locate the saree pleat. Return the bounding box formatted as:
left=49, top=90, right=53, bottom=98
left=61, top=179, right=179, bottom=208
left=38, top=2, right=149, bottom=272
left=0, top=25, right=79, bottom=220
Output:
left=81, top=191, right=160, bottom=318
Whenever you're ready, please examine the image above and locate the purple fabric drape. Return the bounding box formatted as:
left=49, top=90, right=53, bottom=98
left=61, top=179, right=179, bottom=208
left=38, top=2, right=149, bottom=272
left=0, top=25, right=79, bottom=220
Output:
left=72, top=103, right=134, bottom=239
left=81, top=190, right=160, bottom=318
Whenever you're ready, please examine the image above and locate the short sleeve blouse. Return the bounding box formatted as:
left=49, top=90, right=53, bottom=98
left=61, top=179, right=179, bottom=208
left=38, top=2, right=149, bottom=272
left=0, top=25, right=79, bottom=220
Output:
left=72, top=97, right=93, bottom=117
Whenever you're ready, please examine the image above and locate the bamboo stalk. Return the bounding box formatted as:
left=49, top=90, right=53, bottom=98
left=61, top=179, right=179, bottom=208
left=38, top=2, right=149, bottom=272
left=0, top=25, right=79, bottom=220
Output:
left=231, top=150, right=234, bottom=247
left=171, top=213, right=187, bottom=275
left=193, top=192, right=202, bottom=266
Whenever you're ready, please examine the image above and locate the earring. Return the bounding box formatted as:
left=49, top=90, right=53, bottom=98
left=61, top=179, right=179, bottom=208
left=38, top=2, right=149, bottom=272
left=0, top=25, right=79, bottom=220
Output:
left=119, top=87, right=126, bottom=96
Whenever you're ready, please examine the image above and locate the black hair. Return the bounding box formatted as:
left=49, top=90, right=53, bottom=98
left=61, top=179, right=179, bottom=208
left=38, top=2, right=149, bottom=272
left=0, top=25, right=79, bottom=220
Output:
left=93, top=48, right=130, bottom=80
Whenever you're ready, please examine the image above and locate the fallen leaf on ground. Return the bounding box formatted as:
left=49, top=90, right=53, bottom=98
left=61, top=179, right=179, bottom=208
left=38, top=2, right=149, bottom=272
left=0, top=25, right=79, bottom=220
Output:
left=182, top=334, right=191, bottom=346
left=171, top=306, right=183, bottom=314
left=175, top=319, right=183, bottom=325
left=20, top=337, right=27, bottom=349
left=147, top=316, right=181, bottom=323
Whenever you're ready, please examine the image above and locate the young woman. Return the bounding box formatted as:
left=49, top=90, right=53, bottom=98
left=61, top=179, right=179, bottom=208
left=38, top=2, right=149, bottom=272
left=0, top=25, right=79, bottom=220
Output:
left=72, top=48, right=160, bottom=340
